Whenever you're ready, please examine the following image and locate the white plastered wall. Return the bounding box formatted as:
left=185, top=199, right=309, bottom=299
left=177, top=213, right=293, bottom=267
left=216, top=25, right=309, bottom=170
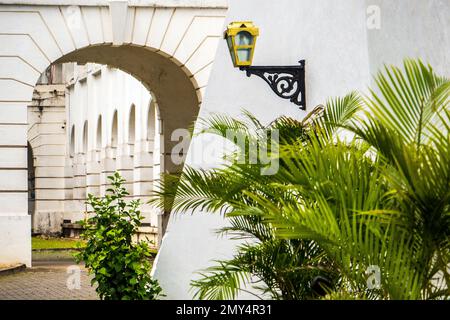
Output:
left=153, top=0, right=450, bottom=299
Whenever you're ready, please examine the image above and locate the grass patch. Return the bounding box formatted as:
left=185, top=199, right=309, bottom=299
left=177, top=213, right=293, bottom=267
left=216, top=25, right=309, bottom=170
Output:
left=32, top=237, right=85, bottom=250
left=32, top=237, right=157, bottom=254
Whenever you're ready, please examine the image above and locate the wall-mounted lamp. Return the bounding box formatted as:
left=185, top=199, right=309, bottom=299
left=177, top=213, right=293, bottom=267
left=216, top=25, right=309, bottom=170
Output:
left=225, top=21, right=306, bottom=110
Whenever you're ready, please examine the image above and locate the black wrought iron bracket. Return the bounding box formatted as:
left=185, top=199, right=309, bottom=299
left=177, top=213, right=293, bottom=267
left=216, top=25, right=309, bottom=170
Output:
left=240, top=60, right=306, bottom=110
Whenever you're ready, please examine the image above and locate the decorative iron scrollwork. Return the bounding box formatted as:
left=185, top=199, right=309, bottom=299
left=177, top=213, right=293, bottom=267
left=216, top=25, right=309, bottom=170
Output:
left=240, top=60, right=306, bottom=110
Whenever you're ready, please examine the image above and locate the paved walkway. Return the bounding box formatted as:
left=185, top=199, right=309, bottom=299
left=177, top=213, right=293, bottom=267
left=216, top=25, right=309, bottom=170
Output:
left=0, top=261, right=98, bottom=300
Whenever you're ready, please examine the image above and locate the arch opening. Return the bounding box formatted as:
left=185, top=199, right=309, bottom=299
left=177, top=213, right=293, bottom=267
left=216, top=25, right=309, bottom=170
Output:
left=24, top=44, right=199, bottom=245
left=128, top=104, right=136, bottom=146
left=70, top=126, right=76, bottom=158
left=19, top=39, right=202, bottom=269
left=82, top=121, right=88, bottom=155
left=96, top=116, right=102, bottom=152
left=111, top=110, right=119, bottom=150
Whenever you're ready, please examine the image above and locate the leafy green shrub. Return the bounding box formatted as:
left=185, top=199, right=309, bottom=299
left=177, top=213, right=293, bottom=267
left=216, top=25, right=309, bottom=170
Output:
left=75, top=172, right=163, bottom=300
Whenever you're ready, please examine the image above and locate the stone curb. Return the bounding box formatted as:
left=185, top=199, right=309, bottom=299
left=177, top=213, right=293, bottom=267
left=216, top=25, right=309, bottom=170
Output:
left=0, top=264, right=26, bottom=276
left=32, top=248, right=81, bottom=252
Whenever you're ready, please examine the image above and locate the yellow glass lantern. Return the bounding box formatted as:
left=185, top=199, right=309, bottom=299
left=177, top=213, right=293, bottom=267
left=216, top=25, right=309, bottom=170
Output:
left=224, top=21, right=259, bottom=67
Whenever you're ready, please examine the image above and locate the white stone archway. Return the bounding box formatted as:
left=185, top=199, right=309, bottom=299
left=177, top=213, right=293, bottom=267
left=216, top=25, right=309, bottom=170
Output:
left=0, top=0, right=227, bottom=266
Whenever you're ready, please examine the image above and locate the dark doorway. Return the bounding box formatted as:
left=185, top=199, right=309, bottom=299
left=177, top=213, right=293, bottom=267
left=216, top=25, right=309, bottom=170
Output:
left=27, top=142, right=35, bottom=233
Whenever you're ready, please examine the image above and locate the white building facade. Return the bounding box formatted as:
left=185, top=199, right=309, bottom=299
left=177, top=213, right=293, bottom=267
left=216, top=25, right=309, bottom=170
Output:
left=65, top=63, right=161, bottom=225
left=0, top=0, right=449, bottom=299
left=29, top=63, right=162, bottom=237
